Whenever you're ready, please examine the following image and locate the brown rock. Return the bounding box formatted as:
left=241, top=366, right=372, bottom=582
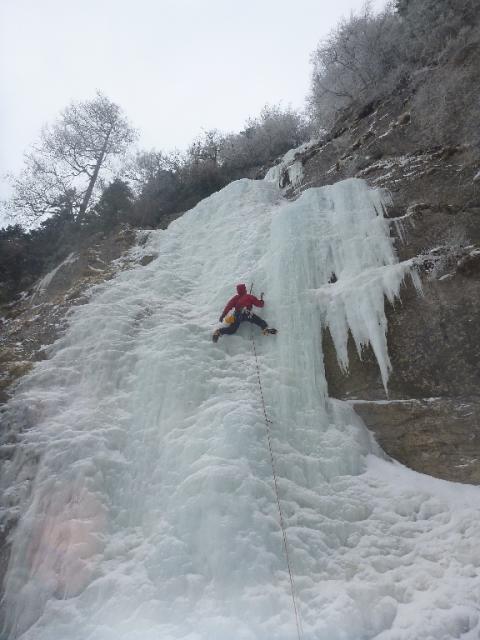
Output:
left=139, top=255, right=156, bottom=266
left=457, top=249, right=480, bottom=276
left=352, top=398, right=480, bottom=484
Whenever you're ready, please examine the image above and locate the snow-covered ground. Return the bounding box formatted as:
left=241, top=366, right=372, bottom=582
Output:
left=1, top=177, right=479, bottom=639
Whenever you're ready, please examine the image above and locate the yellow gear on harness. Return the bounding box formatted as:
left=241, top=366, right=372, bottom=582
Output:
left=224, top=312, right=236, bottom=325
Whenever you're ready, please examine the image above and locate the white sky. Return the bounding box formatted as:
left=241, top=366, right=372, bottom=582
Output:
left=0, top=0, right=387, bottom=217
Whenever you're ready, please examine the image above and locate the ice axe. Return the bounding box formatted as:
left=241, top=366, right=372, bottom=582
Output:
left=249, top=282, right=264, bottom=300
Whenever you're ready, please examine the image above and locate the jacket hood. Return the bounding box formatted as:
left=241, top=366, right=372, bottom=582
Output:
left=236, top=283, right=247, bottom=295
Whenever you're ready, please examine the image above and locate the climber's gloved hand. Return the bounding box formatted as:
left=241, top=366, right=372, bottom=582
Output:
left=219, top=315, right=224, bottom=322
left=260, top=292, right=264, bottom=300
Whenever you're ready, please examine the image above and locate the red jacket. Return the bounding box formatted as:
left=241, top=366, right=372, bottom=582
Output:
left=220, top=284, right=264, bottom=319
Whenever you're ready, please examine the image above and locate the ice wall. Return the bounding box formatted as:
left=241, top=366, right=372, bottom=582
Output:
left=1, top=178, right=479, bottom=640
left=309, top=183, right=421, bottom=391
left=264, top=139, right=319, bottom=189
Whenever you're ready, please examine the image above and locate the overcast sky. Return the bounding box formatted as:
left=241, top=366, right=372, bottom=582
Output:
left=0, top=0, right=387, bottom=217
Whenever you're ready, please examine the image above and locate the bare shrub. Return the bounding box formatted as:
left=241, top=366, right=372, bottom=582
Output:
left=308, top=2, right=401, bottom=127
left=220, top=105, right=311, bottom=171
left=308, top=0, right=480, bottom=129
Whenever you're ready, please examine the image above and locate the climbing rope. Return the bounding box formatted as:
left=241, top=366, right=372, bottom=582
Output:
left=250, top=330, right=304, bottom=640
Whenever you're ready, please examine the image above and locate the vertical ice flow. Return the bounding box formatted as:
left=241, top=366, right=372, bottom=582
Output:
left=1, top=177, right=479, bottom=640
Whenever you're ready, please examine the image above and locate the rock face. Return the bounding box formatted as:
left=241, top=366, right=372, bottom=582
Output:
left=322, top=269, right=480, bottom=484
left=270, top=41, right=480, bottom=483
left=352, top=398, right=480, bottom=484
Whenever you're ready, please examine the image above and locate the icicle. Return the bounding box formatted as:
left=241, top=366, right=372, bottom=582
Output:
left=297, top=179, right=419, bottom=393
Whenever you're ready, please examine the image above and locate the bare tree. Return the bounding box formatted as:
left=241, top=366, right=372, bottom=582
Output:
left=5, top=92, right=137, bottom=221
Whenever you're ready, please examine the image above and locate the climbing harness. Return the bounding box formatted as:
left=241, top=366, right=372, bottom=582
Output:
left=250, top=320, right=304, bottom=640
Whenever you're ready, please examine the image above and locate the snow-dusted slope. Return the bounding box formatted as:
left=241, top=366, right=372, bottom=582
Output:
left=1, top=178, right=479, bottom=640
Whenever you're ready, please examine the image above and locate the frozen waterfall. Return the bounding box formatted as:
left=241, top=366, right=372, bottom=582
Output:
left=1, top=177, right=479, bottom=640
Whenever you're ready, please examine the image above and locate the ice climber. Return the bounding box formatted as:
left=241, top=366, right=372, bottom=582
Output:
left=212, top=283, right=277, bottom=343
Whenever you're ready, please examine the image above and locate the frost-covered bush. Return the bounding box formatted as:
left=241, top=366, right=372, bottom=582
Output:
left=220, top=105, right=311, bottom=171
left=396, top=0, right=480, bottom=64
left=308, top=0, right=480, bottom=129
left=308, top=3, right=401, bottom=127
left=411, top=53, right=480, bottom=148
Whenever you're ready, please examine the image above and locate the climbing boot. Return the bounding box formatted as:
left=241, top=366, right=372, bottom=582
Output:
left=262, top=327, right=277, bottom=336
left=212, top=329, right=221, bottom=343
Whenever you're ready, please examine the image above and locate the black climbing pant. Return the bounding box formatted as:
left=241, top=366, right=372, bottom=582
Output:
left=219, top=311, right=268, bottom=336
